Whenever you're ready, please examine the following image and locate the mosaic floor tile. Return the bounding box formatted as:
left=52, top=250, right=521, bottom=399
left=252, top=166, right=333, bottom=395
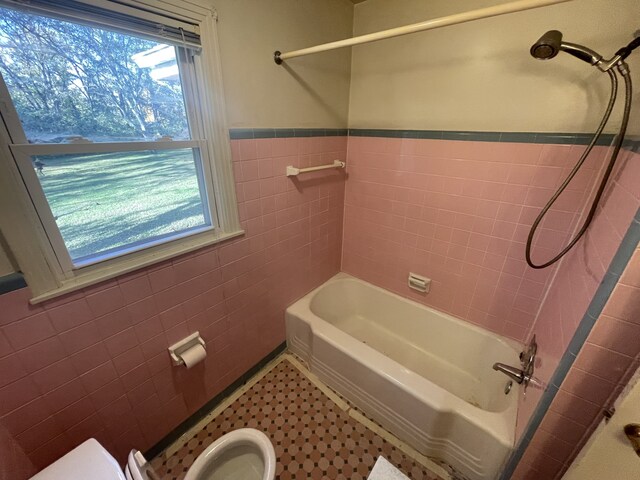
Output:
left=151, top=359, right=442, bottom=480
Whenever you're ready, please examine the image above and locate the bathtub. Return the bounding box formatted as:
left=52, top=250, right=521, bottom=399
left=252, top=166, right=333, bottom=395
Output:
left=286, top=273, right=520, bottom=480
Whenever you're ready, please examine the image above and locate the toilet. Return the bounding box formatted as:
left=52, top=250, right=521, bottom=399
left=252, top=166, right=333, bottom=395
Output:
left=183, top=429, right=276, bottom=480
left=30, top=429, right=276, bottom=480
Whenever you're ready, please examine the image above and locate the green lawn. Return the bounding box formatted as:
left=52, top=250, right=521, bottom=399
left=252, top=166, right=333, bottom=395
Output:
left=37, top=149, right=209, bottom=262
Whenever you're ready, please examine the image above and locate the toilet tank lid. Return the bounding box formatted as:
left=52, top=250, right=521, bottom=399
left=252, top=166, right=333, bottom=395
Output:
left=30, top=439, right=126, bottom=480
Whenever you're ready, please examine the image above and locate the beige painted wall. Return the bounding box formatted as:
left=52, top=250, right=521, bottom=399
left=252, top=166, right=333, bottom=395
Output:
left=563, top=368, right=640, bottom=479
left=349, top=0, right=640, bottom=134
left=0, top=233, right=16, bottom=276
left=213, top=0, right=354, bottom=128
left=0, top=253, right=15, bottom=276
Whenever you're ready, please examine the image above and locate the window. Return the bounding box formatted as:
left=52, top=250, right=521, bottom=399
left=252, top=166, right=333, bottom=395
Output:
left=0, top=0, right=241, bottom=300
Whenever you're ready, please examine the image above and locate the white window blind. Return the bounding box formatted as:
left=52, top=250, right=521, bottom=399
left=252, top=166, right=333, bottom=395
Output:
left=0, top=0, right=202, bottom=48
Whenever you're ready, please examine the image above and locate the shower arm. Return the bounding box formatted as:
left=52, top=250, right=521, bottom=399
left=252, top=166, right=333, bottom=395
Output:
left=568, top=35, right=640, bottom=72
left=559, top=42, right=625, bottom=72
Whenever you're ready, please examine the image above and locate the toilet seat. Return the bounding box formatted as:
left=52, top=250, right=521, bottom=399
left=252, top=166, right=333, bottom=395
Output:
left=125, top=429, right=276, bottom=480
left=184, top=428, right=276, bottom=480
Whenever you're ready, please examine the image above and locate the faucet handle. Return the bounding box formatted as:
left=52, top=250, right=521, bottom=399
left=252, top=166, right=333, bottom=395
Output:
left=513, top=335, right=538, bottom=393
left=520, top=335, right=537, bottom=370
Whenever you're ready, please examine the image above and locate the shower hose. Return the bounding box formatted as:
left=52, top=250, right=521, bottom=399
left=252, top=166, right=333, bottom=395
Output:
left=525, top=65, right=633, bottom=269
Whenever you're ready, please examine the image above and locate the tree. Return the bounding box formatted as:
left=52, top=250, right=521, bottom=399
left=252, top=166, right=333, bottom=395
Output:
left=0, top=7, right=189, bottom=142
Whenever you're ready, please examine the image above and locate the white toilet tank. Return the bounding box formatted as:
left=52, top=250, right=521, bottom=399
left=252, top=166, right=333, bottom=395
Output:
left=30, top=439, right=126, bottom=480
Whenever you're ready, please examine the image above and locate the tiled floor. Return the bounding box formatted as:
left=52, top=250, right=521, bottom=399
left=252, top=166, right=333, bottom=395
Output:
left=150, top=357, right=444, bottom=480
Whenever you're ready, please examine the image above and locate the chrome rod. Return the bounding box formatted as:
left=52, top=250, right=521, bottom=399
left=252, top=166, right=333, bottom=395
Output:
left=274, top=0, right=573, bottom=64
left=286, top=160, right=345, bottom=177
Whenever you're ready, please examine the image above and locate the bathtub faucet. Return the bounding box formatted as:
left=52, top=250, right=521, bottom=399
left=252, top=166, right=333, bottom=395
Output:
left=493, top=335, right=537, bottom=391
left=492, top=363, right=528, bottom=384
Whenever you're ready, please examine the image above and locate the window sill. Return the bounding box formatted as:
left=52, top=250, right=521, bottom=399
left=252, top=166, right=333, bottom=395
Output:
left=29, top=228, right=244, bottom=304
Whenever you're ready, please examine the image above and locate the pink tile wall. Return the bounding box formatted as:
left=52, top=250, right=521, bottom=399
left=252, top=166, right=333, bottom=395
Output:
left=513, top=240, right=640, bottom=480
left=342, top=136, right=607, bottom=342
left=342, top=137, right=640, bottom=480
left=515, top=147, right=640, bottom=448
left=0, top=135, right=346, bottom=474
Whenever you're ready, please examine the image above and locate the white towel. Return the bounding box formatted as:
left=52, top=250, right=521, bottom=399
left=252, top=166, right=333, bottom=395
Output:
left=367, top=456, right=411, bottom=480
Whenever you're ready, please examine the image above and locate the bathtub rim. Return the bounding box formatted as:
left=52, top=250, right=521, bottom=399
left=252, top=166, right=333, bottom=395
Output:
left=308, top=272, right=522, bottom=352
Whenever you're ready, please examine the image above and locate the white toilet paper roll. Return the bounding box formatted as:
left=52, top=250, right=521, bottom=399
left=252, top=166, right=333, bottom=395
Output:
left=179, top=344, right=206, bottom=369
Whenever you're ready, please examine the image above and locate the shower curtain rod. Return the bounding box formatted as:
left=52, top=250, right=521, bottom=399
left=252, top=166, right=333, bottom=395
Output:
left=274, top=0, right=572, bottom=64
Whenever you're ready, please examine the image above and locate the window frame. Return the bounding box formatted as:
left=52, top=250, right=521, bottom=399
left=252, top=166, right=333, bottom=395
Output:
left=0, top=0, right=242, bottom=302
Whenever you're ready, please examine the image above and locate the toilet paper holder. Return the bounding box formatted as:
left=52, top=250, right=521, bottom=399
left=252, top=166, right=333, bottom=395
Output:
left=168, top=332, right=206, bottom=367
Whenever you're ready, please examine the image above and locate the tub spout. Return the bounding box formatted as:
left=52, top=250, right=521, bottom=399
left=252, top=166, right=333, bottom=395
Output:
left=493, top=363, right=526, bottom=384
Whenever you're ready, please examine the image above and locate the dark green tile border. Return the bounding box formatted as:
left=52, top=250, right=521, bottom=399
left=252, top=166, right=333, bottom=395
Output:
left=228, top=128, right=640, bottom=150
left=499, top=209, right=640, bottom=480
left=623, top=137, right=640, bottom=153
left=144, top=341, right=287, bottom=460
left=229, top=128, right=255, bottom=139
left=229, top=128, right=347, bottom=139
left=0, top=272, right=27, bottom=295
left=348, top=129, right=620, bottom=146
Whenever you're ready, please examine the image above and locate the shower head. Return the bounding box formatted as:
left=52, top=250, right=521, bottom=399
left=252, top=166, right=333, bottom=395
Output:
left=531, top=30, right=603, bottom=66
left=530, top=30, right=563, bottom=60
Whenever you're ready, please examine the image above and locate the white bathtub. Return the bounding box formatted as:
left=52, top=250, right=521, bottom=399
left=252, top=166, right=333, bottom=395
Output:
left=286, top=273, right=520, bottom=480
